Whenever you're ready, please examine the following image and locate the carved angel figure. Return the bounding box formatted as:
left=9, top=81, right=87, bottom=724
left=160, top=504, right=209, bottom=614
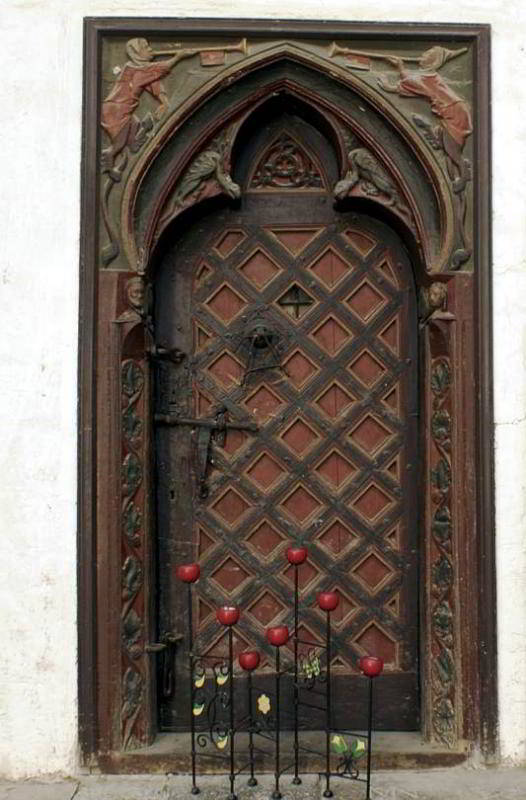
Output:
left=334, top=148, right=401, bottom=206
left=101, top=38, right=195, bottom=175
left=378, top=47, right=472, bottom=193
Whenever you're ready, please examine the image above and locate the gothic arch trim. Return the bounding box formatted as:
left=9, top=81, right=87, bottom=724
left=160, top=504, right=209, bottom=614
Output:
left=121, top=43, right=454, bottom=274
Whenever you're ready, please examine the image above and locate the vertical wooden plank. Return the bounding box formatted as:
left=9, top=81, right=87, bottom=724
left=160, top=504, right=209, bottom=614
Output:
left=473, top=26, right=497, bottom=760
left=78, top=18, right=102, bottom=764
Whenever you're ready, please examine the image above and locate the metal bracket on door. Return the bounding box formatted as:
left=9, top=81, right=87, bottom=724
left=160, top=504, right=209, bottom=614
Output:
left=154, top=406, right=258, bottom=498
left=148, top=344, right=186, bottom=364
left=241, top=320, right=286, bottom=385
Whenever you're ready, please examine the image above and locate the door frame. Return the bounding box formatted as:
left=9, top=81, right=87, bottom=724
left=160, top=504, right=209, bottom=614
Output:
left=78, top=18, right=494, bottom=766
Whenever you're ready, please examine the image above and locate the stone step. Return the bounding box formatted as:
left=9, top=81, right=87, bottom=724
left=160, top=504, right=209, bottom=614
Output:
left=2, top=769, right=526, bottom=800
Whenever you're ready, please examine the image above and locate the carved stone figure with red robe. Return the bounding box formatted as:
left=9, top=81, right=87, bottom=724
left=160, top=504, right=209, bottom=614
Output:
left=101, top=38, right=194, bottom=175
left=378, top=46, right=472, bottom=192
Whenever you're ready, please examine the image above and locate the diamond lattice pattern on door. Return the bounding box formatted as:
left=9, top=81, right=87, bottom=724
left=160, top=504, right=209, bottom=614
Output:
left=189, top=221, right=407, bottom=670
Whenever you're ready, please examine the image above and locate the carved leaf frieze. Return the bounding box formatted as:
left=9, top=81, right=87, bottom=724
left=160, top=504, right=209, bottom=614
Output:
left=430, top=354, right=456, bottom=747
left=120, top=358, right=147, bottom=749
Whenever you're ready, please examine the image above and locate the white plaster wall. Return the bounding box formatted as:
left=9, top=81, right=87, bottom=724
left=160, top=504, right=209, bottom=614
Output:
left=1, top=0, right=525, bottom=779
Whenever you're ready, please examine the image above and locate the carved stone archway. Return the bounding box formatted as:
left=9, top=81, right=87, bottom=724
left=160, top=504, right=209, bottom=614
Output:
left=79, top=19, right=494, bottom=768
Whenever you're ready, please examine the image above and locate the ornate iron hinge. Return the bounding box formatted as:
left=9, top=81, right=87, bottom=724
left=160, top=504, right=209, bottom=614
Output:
left=154, top=406, right=258, bottom=498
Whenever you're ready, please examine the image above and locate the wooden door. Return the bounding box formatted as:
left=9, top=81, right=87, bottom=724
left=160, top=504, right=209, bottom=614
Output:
left=154, top=115, right=419, bottom=732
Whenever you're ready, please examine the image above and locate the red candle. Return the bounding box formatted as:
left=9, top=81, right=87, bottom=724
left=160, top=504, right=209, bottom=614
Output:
left=286, top=546, right=308, bottom=565
left=239, top=651, right=261, bottom=671
left=359, top=655, right=384, bottom=678
left=317, top=591, right=340, bottom=612
left=216, top=605, right=240, bottom=626
left=175, top=563, right=200, bottom=583
left=266, top=625, right=289, bottom=647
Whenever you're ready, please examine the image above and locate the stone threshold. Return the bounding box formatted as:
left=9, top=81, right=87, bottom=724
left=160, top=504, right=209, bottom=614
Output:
left=97, top=731, right=468, bottom=773
left=3, top=769, right=526, bottom=800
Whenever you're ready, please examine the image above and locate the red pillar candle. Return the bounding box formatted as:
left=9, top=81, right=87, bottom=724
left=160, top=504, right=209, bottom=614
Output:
left=239, top=651, right=261, bottom=671
left=359, top=655, right=384, bottom=678
left=216, top=605, right=240, bottom=626
left=286, top=546, right=308, bottom=565
left=317, top=591, right=339, bottom=612
left=175, top=563, right=200, bottom=583
left=266, top=625, right=289, bottom=647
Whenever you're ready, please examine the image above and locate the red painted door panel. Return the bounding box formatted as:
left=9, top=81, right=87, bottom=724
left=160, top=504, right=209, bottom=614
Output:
left=155, top=119, right=419, bottom=731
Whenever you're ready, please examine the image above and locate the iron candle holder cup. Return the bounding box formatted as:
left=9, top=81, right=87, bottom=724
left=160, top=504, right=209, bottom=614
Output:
left=216, top=606, right=240, bottom=800
left=266, top=626, right=289, bottom=799
left=359, top=656, right=384, bottom=799
left=286, top=545, right=308, bottom=565
left=216, top=605, right=240, bottom=626
left=317, top=591, right=340, bottom=612
left=317, top=591, right=340, bottom=797
left=176, top=562, right=201, bottom=583
left=286, top=545, right=307, bottom=785
left=239, top=651, right=261, bottom=787
left=359, top=655, right=384, bottom=678
left=176, top=562, right=201, bottom=794
left=239, top=651, right=260, bottom=671
left=266, top=625, right=289, bottom=647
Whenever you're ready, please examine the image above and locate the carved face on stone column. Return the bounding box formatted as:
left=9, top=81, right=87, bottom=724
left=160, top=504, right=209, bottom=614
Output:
left=126, top=277, right=145, bottom=314
left=428, top=281, right=448, bottom=311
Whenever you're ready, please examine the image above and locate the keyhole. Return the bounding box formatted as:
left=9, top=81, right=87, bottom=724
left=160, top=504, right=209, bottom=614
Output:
left=253, top=333, right=270, bottom=349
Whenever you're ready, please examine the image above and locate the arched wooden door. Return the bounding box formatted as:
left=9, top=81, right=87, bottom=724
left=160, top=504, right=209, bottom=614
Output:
left=154, top=111, right=419, bottom=732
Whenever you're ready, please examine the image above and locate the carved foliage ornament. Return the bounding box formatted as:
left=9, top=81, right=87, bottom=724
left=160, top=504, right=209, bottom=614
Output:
left=121, top=359, right=146, bottom=748
left=429, top=356, right=456, bottom=747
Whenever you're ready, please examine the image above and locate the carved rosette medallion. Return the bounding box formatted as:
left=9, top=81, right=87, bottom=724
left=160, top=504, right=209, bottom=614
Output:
left=120, top=359, right=146, bottom=749
left=249, top=133, right=326, bottom=190
left=429, top=355, right=456, bottom=747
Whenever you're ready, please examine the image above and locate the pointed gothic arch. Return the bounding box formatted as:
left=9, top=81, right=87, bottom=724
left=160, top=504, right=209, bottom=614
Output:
left=121, top=47, right=455, bottom=277
left=79, top=19, right=495, bottom=769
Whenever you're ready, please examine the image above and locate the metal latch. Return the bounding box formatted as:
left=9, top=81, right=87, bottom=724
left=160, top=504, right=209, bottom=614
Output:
left=146, top=632, right=183, bottom=699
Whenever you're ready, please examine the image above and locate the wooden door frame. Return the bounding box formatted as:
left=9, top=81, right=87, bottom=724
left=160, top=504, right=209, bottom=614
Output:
left=79, top=18, right=495, bottom=767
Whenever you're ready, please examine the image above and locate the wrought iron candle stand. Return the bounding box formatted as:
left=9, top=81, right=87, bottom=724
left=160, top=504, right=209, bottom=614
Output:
left=238, top=651, right=261, bottom=787
left=176, top=545, right=384, bottom=800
